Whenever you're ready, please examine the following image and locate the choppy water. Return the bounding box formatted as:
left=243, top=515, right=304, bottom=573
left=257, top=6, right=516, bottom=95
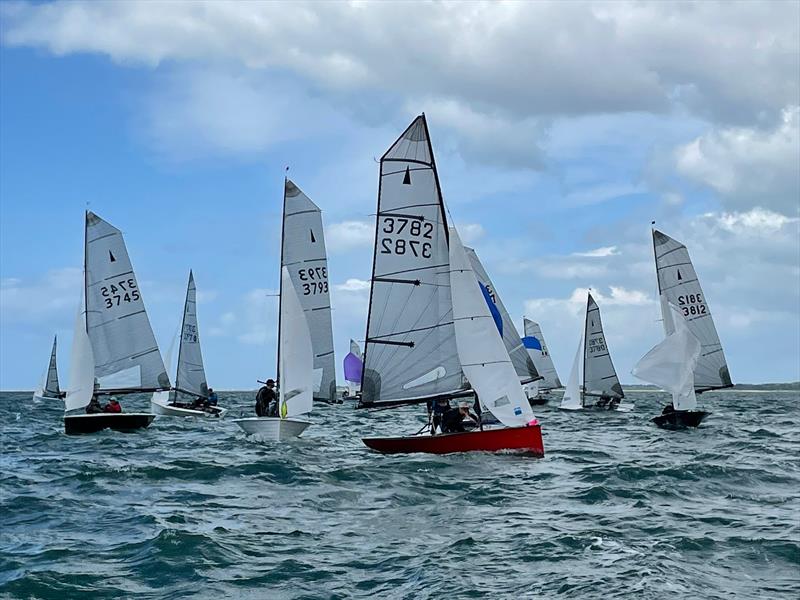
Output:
left=1, top=390, right=798, bottom=599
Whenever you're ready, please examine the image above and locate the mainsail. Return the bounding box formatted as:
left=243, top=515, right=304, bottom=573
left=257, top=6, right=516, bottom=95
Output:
left=44, top=335, right=60, bottom=396
left=279, top=266, right=314, bottom=418
left=523, top=319, right=562, bottom=389
left=175, top=271, right=208, bottom=399
left=652, top=229, right=732, bottom=392
left=85, top=211, right=170, bottom=392
left=465, top=247, right=539, bottom=382
left=582, top=293, right=624, bottom=399
left=281, top=179, right=336, bottom=403
left=450, top=228, right=534, bottom=427
left=361, top=115, right=465, bottom=406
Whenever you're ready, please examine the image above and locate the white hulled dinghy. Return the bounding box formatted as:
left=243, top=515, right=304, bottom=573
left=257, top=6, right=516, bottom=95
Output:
left=33, top=335, right=64, bottom=402
left=560, top=292, right=633, bottom=412
left=635, top=228, right=732, bottom=428
left=280, top=179, right=337, bottom=404
left=521, top=319, right=562, bottom=405
left=64, top=212, right=169, bottom=434
left=151, top=271, right=226, bottom=418
left=358, top=115, right=543, bottom=455
left=233, top=267, right=314, bottom=440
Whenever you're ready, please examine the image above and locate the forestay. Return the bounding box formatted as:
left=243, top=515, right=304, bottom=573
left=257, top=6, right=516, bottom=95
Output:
left=279, top=266, right=314, bottom=418
left=523, top=319, right=562, bottom=389
left=175, top=271, right=208, bottom=399
left=44, top=335, right=60, bottom=396
left=281, top=180, right=336, bottom=402
left=85, top=212, right=170, bottom=391
left=450, top=227, right=534, bottom=428
left=361, top=115, right=465, bottom=406
left=466, top=247, right=539, bottom=382
left=583, top=293, right=624, bottom=399
left=653, top=230, right=732, bottom=392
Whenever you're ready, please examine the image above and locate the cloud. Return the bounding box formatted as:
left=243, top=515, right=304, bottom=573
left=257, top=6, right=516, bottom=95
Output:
left=0, top=267, right=82, bottom=323
left=572, top=246, right=619, bottom=257
left=325, top=221, right=373, bottom=252
left=334, top=278, right=370, bottom=293
left=675, top=106, right=800, bottom=214
left=456, top=223, right=485, bottom=244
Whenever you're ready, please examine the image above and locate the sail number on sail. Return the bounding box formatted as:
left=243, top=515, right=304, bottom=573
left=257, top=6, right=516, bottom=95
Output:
left=587, top=336, right=607, bottom=354
left=379, top=217, right=433, bottom=258
left=182, top=324, right=198, bottom=343
left=484, top=284, right=498, bottom=304
left=297, top=267, right=329, bottom=295
left=100, top=279, right=140, bottom=308
left=677, top=293, right=707, bottom=316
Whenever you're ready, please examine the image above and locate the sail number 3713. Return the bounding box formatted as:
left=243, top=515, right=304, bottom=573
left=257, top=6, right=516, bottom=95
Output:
left=380, top=217, right=433, bottom=258
left=100, top=278, right=140, bottom=308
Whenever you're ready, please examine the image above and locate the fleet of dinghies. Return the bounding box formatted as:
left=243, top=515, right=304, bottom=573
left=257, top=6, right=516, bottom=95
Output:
left=42, top=115, right=733, bottom=444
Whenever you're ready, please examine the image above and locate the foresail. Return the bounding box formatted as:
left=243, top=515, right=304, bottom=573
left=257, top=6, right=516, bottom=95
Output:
left=450, top=228, right=534, bottom=427
left=279, top=266, right=314, bottom=418
left=583, top=294, right=624, bottom=399
left=65, top=299, right=95, bottom=412
left=361, top=115, right=464, bottom=406
left=175, top=271, right=208, bottom=398
left=523, top=319, right=562, bottom=389
left=281, top=180, right=337, bottom=403
left=560, top=334, right=583, bottom=410
left=653, top=229, right=732, bottom=391
left=45, top=335, right=60, bottom=395
left=466, top=247, right=539, bottom=382
left=85, top=212, right=169, bottom=392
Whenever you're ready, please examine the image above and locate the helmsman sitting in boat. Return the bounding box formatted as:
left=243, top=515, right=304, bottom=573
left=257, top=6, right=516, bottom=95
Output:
left=440, top=402, right=480, bottom=434
left=594, top=395, right=621, bottom=410
left=255, top=379, right=278, bottom=417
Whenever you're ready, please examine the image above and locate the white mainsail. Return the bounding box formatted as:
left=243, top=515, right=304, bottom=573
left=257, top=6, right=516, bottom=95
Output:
left=465, top=247, right=539, bottom=382
left=652, top=229, right=731, bottom=391
left=279, top=266, right=314, bottom=418
left=560, top=334, right=583, bottom=410
left=44, top=335, right=60, bottom=396
left=633, top=303, right=701, bottom=410
left=65, top=297, right=95, bottom=412
left=583, top=293, right=624, bottom=399
left=450, top=227, right=534, bottom=428
left=281, top=179, right=336, bottom=403
left=85, top=212, right=170, bottom=392
left=361, top=115, right=465, bottom=406
left=523, top=319, right=562, bottom=389
left=175, top=270, right=208, bottom=399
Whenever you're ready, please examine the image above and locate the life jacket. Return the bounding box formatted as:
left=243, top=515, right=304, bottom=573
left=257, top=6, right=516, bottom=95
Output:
left=105, top=401, right=122, bottom=413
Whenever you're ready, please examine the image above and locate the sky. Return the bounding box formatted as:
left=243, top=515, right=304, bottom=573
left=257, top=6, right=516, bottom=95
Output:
left=1, top=1, right=799, bottom=391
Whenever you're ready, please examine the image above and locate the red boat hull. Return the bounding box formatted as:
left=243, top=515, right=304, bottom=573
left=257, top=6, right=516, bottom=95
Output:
left=363, top=424, right=544, bottom=456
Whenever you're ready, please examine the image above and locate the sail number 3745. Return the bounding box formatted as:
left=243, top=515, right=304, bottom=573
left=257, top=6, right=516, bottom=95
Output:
left=100, top=278, right=140, bottom=308
left=380, top=217, right=433, bottom=258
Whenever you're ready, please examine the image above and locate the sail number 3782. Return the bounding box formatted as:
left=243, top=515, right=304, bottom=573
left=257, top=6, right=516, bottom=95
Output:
left=100, top=278, right=140, bottom=308
left=380, top=217, right=433, bottom=258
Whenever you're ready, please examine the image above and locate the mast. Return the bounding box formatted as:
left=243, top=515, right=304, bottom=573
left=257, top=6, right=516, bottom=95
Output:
left=582, top=291, right=590, bottom=406
left=174, top=270, right=191, bottom=395
left=84, top=210, right=89, bottom=335
left=277, top=176, right=288, bottom=386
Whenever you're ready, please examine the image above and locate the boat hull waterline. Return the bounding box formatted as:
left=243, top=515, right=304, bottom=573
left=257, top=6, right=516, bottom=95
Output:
left=232, top=417, right=311, bottom=440
left=652, top=410, right=709, bottom=429
left=363, top=424, right=544, bottom=456
left=64, top=413, right=155, bottom=435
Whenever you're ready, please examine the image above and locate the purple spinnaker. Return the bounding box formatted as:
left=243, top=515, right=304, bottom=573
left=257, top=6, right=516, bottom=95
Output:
left=344, top=352, right=363, bottom=384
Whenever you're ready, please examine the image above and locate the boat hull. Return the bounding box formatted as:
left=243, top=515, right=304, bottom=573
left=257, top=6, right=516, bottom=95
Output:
left=33, top=392, right=62, bottom=402
left=64, top=413, right=155, bottom=435
left=652, top=410, right=709, bottom=429
left=150, top=392, right=227, bottom=418
left=363, top=424, right=544, bottom=456
left=559, top=402, right=634, bottom=413
left=232, top=417, right=311, bottom=440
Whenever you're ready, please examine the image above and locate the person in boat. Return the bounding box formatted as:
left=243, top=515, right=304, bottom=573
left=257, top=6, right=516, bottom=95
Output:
left=207, top=389, right=218, bottom=406
left=103, top=397, right=122, bottom=413
left=662, top=403, right=675, bottom=415
left=596, top=395, right=620, bottom=410
left=85, top=395, right=104, bottom=414
left=427, top=397, right=451, bottom=435
left=440, top=402, right=480, bottom=434
left=256, top=379, right=277, bottom=417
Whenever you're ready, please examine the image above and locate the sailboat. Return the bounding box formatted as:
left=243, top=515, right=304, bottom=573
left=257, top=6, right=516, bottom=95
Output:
left=358, top=114, right=543, bottom=455
left=522, top=319, right=562, bottom=404
left=64, top=212, right=169, bottom=435
left=560, top=292, right=632, bottom=412
left=232, top=266, right=314, bottom=440
left=33, top=335, right=64, bottom=401
left=281, top=179, right=337, bottom=404
left=151, top=271, right=226, bottom=418
left=634, top=228, right=732, bottom=428
left=343, top=339, right=363, bottom=400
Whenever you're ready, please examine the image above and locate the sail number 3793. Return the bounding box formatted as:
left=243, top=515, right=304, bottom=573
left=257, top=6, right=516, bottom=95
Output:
left=380, top=217, right=433, bottom=258
left=297, top=267, right=328, bottom=295
left=100, top=278, right=140, bottom=308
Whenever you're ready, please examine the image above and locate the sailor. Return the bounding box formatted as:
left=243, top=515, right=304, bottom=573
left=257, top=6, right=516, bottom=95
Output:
left=103, top=397, right=122, bottom=413
left=207, top=389, right=219, bottom=406
left=662, top=403, right=675, bottom=415
left=427, top=397, right=451, bottom=435
left=85, top=395, right=104, bottom=414
left=256, top=379, right=277, bottom=417
left=440, top=401, right=479, bottom=434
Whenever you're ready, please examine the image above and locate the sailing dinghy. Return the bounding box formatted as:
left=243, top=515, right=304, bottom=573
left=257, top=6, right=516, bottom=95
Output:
left=232, top=267, right=314, bottom=440
left=635, top=228, right=732, bottom=428
left=358, top=115, right=543, bottom=455
left=522, top=319, right=562, bottom=405
left=64, top=212, right=168, bottom=435
left=342, top=339, right=363, bottom=400
left=560, top=292, right=633, bottom=412
left=151, top=271, right=226, bottom=418
left=33, top=335, right=64, bottom=401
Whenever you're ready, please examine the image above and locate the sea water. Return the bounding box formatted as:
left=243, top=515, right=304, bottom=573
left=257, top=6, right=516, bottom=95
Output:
left=1, top=390, right=798, bottom=599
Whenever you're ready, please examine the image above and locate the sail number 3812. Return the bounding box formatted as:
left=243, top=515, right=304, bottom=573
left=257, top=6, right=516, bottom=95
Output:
left=677, top=293, right=707, bottom=316
left=380, top=217, right=433, bottom=258
left=100, top=278, right=140, bottom=309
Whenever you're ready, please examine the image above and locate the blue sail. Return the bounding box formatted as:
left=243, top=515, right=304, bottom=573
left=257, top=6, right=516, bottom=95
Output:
left=523, top=335, right=542, bottom=351
left=479, top=282, right=503, bottom=336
